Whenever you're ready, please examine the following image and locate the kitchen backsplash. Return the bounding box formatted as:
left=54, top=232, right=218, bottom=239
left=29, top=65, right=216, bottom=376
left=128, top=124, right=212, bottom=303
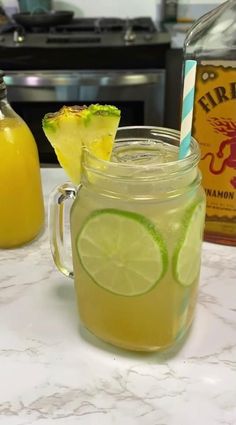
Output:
left=54, top=0, right=224, bottom=21
left=2, top=0, right=224, bottom=21
left=52, top=0, right=156, bottom=18
left=1, top=0, right=156, bottom=17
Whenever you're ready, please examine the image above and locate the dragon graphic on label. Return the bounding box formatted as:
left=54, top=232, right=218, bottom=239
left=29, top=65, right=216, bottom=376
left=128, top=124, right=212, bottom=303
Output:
left=201, top=117, right=236, bottom=188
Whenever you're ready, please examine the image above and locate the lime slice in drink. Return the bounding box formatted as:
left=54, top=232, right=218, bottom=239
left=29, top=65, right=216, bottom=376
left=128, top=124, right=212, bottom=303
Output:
left=76, top=209, right=168, bottom=296
left=173, top=202, right=205, bottom=287
left=42, top=104, right=120, bottom=184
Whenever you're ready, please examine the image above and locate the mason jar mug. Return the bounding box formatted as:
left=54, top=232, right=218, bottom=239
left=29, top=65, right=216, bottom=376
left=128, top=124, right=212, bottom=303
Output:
left=49, top=126, right=206, bottom=352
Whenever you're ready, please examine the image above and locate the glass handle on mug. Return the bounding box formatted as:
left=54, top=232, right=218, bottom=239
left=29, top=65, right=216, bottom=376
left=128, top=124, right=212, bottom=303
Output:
left=49, top=183, right=79, bottom=279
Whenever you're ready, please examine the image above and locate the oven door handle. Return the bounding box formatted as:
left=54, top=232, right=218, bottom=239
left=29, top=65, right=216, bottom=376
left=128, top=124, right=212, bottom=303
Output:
left=4, top=71, right=163, bottom=87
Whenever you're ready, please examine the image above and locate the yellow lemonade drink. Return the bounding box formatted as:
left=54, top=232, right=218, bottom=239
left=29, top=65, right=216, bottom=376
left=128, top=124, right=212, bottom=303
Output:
left=70, top=127, right=206, bottom=351
left=43, top=106, right=205, bottom=352
left=0, top=117, right=44, bottom=248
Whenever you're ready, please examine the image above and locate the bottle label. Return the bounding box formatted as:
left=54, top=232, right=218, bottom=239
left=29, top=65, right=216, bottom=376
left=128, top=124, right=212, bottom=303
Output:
left=193, top=63, right=236, bottom=233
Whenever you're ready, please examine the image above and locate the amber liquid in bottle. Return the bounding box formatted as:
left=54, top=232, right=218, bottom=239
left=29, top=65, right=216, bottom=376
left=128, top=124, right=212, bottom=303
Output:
left=184, top=1, right=236, bottom=245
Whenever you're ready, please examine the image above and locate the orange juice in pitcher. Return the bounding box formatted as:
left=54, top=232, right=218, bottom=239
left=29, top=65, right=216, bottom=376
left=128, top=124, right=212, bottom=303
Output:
left=0, top=71, right=44, bottom=248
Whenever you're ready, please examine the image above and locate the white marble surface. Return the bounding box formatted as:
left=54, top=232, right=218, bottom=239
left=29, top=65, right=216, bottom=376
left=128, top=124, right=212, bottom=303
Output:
left=0, top=168, right=236, bottom=425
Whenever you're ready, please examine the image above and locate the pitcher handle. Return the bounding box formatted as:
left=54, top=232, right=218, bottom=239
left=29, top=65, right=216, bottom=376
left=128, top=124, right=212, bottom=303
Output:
left=49, top=182, right=79, bottom=279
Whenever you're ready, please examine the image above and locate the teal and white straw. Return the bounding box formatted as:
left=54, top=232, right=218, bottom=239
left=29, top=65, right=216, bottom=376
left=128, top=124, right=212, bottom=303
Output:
left=179, top=60, right=197, bottom=160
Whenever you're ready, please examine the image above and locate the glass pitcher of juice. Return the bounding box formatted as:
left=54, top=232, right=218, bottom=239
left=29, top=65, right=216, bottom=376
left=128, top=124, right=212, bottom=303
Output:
left=0, top=71, right=44, bottom=248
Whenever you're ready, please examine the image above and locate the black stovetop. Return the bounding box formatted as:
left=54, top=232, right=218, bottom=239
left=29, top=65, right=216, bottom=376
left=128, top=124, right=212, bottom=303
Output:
left=0, top=17, right=170, bottom=70
left=1, top=16, right=157, bottom=34
left=28, top=17, right=158, bottom=33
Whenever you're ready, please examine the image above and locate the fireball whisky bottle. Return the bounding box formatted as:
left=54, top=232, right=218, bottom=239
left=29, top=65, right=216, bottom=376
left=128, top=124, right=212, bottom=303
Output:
left=184, top=0, right=236, bottom=245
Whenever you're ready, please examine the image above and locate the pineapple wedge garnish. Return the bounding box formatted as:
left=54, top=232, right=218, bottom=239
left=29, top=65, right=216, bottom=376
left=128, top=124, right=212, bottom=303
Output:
left=42, top=104, right=121, bottom=184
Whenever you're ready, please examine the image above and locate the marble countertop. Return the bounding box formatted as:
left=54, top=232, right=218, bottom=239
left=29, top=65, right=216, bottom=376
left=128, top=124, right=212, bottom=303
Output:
left=1, top=168, right=236, bottom=425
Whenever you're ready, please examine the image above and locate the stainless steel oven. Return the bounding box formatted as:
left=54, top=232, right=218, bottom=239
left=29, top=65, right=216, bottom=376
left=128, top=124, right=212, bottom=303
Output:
left=4, top=69, right=165, bottom=163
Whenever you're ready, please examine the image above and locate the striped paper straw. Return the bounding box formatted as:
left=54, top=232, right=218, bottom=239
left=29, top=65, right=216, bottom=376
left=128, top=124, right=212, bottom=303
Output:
left=179, top=60, right=197, bottom=159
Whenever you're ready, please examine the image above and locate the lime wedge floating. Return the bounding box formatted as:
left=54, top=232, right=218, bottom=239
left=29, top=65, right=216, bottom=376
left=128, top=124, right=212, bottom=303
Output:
left=42, top=104, right=120, bottom=184
left=76, top=209, right=168, bottom=296
left=173, top=202, right=205, bottom=287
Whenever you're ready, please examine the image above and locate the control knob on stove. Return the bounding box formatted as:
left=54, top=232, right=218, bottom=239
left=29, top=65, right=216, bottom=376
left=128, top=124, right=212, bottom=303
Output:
left=123, top=27, right=136, bottom=42
left=13, top=27, right=25, bottom=44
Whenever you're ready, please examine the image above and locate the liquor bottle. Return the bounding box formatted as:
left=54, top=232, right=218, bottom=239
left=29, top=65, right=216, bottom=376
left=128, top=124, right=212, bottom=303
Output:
left=0, top=70, right=44, bottom=248
left=184, top=0, right=236, bottom=246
